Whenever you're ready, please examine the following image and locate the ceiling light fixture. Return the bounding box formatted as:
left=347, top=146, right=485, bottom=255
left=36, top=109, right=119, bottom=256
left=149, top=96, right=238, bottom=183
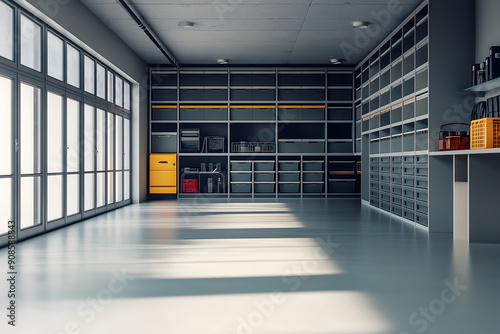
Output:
left=217, top=59, right=229, bottom=65
left=352, top=21, right=370, bottom=29
left=178, top=21, right=196, bottom=28
left=330, top=58, right=343, bottom=65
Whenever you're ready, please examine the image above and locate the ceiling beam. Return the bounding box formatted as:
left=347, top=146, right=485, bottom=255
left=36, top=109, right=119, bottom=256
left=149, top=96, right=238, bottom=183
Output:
left=116, top=0, right=179, bottom=68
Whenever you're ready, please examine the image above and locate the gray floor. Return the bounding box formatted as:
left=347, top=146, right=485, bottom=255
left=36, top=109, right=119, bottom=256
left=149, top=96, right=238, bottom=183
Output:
left=1, top=199, right=499, bottom=334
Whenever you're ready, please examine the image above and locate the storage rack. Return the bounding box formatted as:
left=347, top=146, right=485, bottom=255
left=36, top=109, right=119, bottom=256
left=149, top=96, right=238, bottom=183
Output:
left=149, top=68, right=360, bottom=198
left=357, top=0, right=475, bottom=232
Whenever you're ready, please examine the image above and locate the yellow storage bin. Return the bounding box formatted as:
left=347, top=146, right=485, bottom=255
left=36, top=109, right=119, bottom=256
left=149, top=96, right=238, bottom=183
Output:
left=470, top=118, right=500, bottom=149
left=150, top=171, right=176, bottom=187
left=150, top=154, right=177, bottom=194
left=149, top=186, right=176, bottom=194
left=150, top=153, right=177, bottom=170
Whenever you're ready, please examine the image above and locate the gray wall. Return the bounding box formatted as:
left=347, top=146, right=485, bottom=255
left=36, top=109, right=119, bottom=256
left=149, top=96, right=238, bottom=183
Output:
left=476, top=0, right=500, bottom=62
left=19, top=0, right=149, bottom=203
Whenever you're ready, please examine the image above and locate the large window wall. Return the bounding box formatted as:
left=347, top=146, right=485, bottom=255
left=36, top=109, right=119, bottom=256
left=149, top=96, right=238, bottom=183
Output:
left=0, top=0, right=132, bottom=246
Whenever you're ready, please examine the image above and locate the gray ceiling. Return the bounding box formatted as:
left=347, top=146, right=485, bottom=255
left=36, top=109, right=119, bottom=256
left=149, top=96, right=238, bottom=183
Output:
left=80, top=0, right=424, bottom=66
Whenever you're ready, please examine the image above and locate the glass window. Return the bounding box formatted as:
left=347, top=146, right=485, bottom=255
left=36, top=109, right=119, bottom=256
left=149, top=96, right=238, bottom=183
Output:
left=67, top=44, right=80, bottom=88
left=20, top=15, right=41, bottom=71
left=67, top=98, right=80, bottom=173
left=116, top=171, right=123, bottom=202
left=20, top=176, right=42, bottom=229
left=0, top=179, right=12, bottom=235
left=84, top=55, right=95, bottom=94
left=115, top=77, right=123, bottom=107
left=115, top=116, right=122, bottom=170
left=20, top=83, right=41, bottom=175
left=124, top=171, right=130, bottom=201
left=96, top=108, right=106, bottom=171
left=96, top=63, right=106, bottom=99
left=0, top=2, right=14, bottom=61
left=0, top=75, right=13, bottom=175
left=47, top=32, right=64, bottom=81
left=84, top=104, right=95, bottom=172
left=124, top=82, right=130, bottom=110
left=97, top=172, right=105, bottom=207
left=107, top=71, right=114, bottom=102
left=107, top=112, right=114, bottom=171
left=67, top=174, right=79, bottom=216
left=124, top=118, right=130, bottom=171
left=107, top=171, right=114, bottom=204
left=47, top=92, right=64, bottom=173
left=47, top=175, right=63, bottom=221
left=84, top=173, right=95, bottom=211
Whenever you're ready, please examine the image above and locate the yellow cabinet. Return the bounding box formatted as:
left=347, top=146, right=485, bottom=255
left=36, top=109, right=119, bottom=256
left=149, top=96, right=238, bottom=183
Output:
left=150, top=154, right=177, bottom=194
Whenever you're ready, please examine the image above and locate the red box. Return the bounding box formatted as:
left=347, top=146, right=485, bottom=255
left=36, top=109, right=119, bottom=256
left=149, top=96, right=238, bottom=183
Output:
left=182, top=179, right=198, bottom=193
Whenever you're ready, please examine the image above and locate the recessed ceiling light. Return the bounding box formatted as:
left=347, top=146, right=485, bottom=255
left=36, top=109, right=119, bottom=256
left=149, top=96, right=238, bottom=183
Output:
left=330, top=58, right=343, bottom=65
left=352, top=21, right=370, bottom=29
left=178, top=21, right=195, bottom=28
left=217, top=59, right=229, bottom=65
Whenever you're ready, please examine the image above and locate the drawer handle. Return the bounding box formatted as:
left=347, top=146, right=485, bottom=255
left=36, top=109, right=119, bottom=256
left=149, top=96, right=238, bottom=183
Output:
left=159, top=161, right=168, bottom=163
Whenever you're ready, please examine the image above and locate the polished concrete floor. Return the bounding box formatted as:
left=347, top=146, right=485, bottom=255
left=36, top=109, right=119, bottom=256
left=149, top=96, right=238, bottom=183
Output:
left=1, top=199, right=500, bottom=334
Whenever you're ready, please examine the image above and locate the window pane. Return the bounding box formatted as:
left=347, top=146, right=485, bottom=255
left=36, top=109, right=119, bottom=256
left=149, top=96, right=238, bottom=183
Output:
left=124, top=171, right=130, bottom=201
left=84, top=56, right=95, bottom=94
left=115, top=77, right=123, bottom=107
left=67, top=44, right=80, bottom=88
left=107, top=71, right=114, bottom=102
left=107, top=113, right=114, bottom=170
left=124, top=82, right=130, bottom=110
left=20, top=176, right=42, bottom=229
left=47, top=92, right=63, bottom=173
left=0, top=178, right=13, bottom=235
left=97, top=109, right=106, bottom=171
left=47, top=32, right=63, bottom=80
left=20, top=15, right=41, bottom=71
left=0, top=2, right=14, bottom=60
left=84, top=173, right=95, bottom=211
left=124, top=118, right=130, bottom=170
left=20, top=83, right=41, bottom=175
left=116, top=171, right=122, bottom=202
left=97, top=172, right=105, bottom=207
left=67, top=98, right=80, bottom=173
left=84, top=105, right=95, bottom=172
left=107, top=171, right=114, bottom=204
left=96, top=63, right=106, bottom=99
left=0, top=75, right=13, bottom=175
left=67, top=174, right=80, bottom=216
left=115, top=116, right=122, bottom=170
left=48, top=175, right=63, bottom=221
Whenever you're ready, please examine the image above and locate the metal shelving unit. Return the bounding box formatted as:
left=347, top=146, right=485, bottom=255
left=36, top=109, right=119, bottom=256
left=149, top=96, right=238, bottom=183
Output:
left=149, top=68, right=358, bottom=198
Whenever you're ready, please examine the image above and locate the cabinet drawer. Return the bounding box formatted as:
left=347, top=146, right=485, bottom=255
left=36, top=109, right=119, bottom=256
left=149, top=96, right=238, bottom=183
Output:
left=403, top=176, right=414, bottom=187
left=416, top=155, right=428, bottom=164
left=403, top=209, right=414, bottom=221
left=150, top=186, right=176, bottom=194
left=150, top=154, right=177, bottom=171
left=391, top=185, right=402, bottom=196
left=416, top=189, right=428, bottom=202
left=416, top=213, right=428, bottom=227
left=415, top=177, right=428, bottom=189
left=380, top=183, right=391, bottom=193
left=415, top=201, right=428, bottom=214
left=403, top=187, right=415, bottom=199
left=391, top=195, right=402, bottom=206
left=150, top=171, right=177, bottom=187
left=391, top=204, right=402, bottom=217
left=415, top=166, right=428, bottom=176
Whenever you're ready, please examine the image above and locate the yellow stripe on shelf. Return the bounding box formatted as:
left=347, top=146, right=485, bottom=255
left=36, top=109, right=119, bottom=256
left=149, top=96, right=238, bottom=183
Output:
left=152, top=105, right=176, bottom=108
left=179, top=105, right=227, bottom=109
